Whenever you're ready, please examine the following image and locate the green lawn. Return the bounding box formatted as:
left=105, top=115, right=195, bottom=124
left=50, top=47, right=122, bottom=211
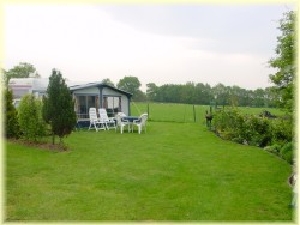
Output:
left=5, top=122, right=293, bottom=221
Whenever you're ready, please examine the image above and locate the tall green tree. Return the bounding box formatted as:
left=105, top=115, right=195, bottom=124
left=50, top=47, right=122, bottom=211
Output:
left=43, top=69, right=77, bottom=145
left=146, top=83, right=158, bottom=101
left=117, top=76, right=141, bottom=100
left=269, top=11, right=295, bottom=112
left=3, top=62, right=40, bottom=85
left=101, top=78, right=115, bottom=87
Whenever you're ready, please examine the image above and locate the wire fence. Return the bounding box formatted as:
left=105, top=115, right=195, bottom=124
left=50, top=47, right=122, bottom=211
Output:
left=131, top=102, right=209, bottom=123
left=131, top=102, right=285, bottom=124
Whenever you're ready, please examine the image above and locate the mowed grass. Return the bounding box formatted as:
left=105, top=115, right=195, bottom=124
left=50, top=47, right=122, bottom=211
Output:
left=5, top=122, right=293, bottom=221
left=131, top=102, right=286, bottom=123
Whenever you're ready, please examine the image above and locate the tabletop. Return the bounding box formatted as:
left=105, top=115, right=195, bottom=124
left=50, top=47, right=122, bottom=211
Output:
left=121, top=116, right=140, bottom=123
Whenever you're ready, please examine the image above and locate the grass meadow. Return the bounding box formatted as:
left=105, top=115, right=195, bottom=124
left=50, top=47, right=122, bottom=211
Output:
left=5, top=114, right=294, bottom=221
left=131, top=102, right=286, bottom=123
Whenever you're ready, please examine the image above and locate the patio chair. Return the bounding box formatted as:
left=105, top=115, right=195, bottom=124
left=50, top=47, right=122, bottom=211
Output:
left=133, top=113, right=148, bottom=134
left=115, top=114, right=128, bottom=134
left=98, top=108, right=116, bottom=131
left=89, top=108, right=106, bottom=132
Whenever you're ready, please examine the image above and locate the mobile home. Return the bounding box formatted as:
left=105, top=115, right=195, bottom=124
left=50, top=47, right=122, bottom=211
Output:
left=8, top=78, right=133, bottom=127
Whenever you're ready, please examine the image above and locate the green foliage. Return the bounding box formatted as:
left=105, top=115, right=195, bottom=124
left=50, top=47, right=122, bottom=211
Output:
left=264, top=144, right=282, bottom=156
left=271, top=116, right=293, bottom=145
left=4, top=62, right=40, bottom=85
left=43, top=69, right=77, bottom=144
left=280, top=142, right=294, bottom=164
left=5, top=89, right=20, bottom=138
left=144, top=82, right=278, bottom=107
left=248, top=117, right=272, bottom=147
left=265, top=142, right=295, bottom=165
left=269, top=11, right=295, bottom=112
left=18, top=94, right=47, bottom=143
left=213, top=107, right=294, bottom=164
left=101, top=78, right=115, bottom=87
left=117, top=76, right=141, bottom=100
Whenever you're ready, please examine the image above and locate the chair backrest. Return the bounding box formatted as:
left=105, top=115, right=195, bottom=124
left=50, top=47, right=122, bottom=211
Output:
left=98, top=108, right=109, bottom=122
left=141, top=113, right=148, bottom=125
left=115, top=114, right=122, bottom=124
left=89, top=108, right=98, bottom=122
left=98, top=108, right=107, bottom=116
left=118, top=112, right=126, bottom=117
left=136, top=113, right=148, bottom=125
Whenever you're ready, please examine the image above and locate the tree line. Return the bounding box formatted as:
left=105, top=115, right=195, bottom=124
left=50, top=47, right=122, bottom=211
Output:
left=0, top=62, right=284, bottom=109
left=102, top=76, right=279, bottom=108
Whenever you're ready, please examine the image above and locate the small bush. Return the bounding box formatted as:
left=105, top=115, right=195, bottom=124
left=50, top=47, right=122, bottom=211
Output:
left=280, top=142, right=294, bottom=164
left=18, top=94, right=47, bottom=143
left=271, top=117, right=293, bottom=145
left=264, top=144, right=281, bottom=156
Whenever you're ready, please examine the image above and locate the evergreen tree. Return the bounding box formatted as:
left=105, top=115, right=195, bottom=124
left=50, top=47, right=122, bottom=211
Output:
left=5, top=89, right=20, bottom=139
left=43, top=69, right=77, bottom=145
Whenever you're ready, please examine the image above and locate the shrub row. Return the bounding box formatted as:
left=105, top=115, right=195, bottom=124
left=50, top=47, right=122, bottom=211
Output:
left=212, top=108, right=294, bottom=164
left=5, top=90, right=49, bottom=143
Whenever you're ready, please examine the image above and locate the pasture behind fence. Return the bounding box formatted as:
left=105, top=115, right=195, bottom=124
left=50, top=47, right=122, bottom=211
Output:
left=131, top=102, right=285, bottom=124
left=131, top=102, right=209, bottom=123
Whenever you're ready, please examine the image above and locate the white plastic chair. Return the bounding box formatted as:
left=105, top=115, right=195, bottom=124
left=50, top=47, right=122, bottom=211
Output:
left=88, top=108, right=106, bottom=132
left=133, top=113, right=148, bottom=134
left=115, top=114, right=128, bottom=134
left=98, top=108, right=116, bottom=131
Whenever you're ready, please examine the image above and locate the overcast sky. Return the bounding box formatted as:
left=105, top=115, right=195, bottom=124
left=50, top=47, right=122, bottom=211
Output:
left=3, top=3, right=296, bottom=91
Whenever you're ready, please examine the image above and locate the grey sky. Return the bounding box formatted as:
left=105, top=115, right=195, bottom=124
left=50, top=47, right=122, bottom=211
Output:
left=4, top=3, right=296, bottom=91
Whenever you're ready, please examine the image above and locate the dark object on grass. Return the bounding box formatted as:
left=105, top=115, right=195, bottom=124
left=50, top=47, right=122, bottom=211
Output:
left=288, top=174, right=295, bottom=187
left=259, top=110, right=277, bottom=118
left=205, top=110, right=213, bottom=128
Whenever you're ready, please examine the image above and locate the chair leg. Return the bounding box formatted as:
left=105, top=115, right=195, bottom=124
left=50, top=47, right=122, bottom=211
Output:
left=94, top=122, right=98, bottom=132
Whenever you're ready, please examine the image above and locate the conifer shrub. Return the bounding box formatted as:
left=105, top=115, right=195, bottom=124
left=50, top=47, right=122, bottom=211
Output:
left=5, top=89, right=20, bottom=139
left=18, top=94, right=47, bottom=143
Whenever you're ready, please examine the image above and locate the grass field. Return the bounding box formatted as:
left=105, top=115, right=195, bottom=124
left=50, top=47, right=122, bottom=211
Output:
left=131, top=102, right=286, bottom=123
left=5, top=121, right=294, bottom=221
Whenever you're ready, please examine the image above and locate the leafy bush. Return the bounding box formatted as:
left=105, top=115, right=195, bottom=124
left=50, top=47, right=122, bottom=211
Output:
left=280, top=142, right=294, bottom=164
left=5, top=89, right=20, bottom=139
left=18, top=94, right=47, bottom=143
left=212, top=107, right=294, bottom=164
left=213, top=108, right=273, bottom=147
left=248, top=116, right=272, bottom=147
left=264, top=144, right=281, bottom=156
left=271, top=117, right=293, bottom=145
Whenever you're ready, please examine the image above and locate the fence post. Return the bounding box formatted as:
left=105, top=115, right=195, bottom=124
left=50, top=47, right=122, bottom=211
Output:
left=193, top=105, right=196, bottom=122
left=147, top=103, right=150, bottom=119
